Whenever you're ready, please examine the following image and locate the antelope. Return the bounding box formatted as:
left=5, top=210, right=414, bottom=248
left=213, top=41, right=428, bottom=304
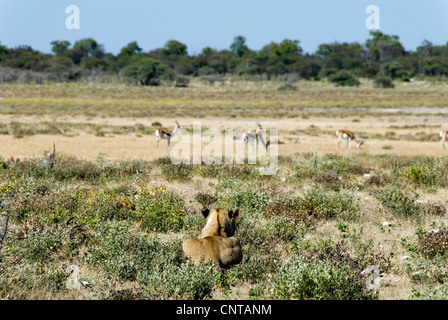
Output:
left=336, top=129, right=363, bottom=149
left=440, top=130, right=448, bottom=149
left=155, top=121, right=181, bottom=151
left=242, top=122, right=270, bottom=150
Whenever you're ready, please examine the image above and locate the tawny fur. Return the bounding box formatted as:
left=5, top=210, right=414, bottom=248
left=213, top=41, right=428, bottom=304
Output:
left=155, top=121, right=181, bottom=150
left=336, top=129, right=363, bottom=149
left=182, top=208, right=242, bottom=269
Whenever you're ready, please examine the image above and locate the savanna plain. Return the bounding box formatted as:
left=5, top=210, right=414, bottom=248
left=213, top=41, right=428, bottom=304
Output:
left=1, top=79, right=448, bottom=300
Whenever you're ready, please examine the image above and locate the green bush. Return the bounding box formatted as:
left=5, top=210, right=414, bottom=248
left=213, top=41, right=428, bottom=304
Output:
left=88, top=221, right=185, bottom=281
left=120, top=57, right=171, bottom=86
left=7, top=226, right=70, bottom=262
left=137, top=260, right=217, bottom=300
left=135, top=186, right=185, bottom=232
left=374, top=73, right=395, bottom=88
left=295, top=153, right=365, bottom=180
left=174, top=74, right=190, bottom=87
left=298, top=187, right=360, bottom=220
left=413, top=285, right=448, bottom=300
left=375, top=186, right=445, bottom=220
left=405, top=254, right=448, bottom=285
left=0, top=262, right=66, bottom=299
left=218, top=181, right=275, bottom=216
left=400, top=165, right=441, bottom=188
left=267, top=257, right=376, bottom=300
left=328, top=70, right=360, bottom=87
left=162, top=163, right=192, bottom=181
left=416, top=227, right=448, bottom=259
left=253, top=216, right=306, bottom=242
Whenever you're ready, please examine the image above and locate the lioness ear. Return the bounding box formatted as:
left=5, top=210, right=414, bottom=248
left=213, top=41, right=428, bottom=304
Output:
left=201, top=208, right=210, bottom=219
left=229, top=209, right=239, bottom=219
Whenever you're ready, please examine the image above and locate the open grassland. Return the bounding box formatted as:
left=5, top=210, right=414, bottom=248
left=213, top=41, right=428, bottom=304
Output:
left=0, top=80, right=447, bottom=119
left=0, top=79, right=447, bottom=161
left=1, top=80, right=448, bottom=300
left=1, top=153, right=448, bottom=300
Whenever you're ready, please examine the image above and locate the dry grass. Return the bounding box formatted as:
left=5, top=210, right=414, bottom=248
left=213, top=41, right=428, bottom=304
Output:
left=1, top=80, right=448, bottom=300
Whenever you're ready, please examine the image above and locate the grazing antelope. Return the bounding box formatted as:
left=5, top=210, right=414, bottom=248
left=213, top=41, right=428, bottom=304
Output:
left=155, top=121, right=181, bottom=151
left=336, top=129, right=363, bottom=149
left=242, top=122, right=270, bottom=150
left=440, top=130, right=448, bottom=149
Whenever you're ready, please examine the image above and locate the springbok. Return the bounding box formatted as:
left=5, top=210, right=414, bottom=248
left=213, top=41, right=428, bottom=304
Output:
left=440, top=130, right=448, bottom=149
left=242, top=122, right=270, bottom=150
left=336, top=129, right=363, bottom=149
left=155, top=121, right=181, bottom=151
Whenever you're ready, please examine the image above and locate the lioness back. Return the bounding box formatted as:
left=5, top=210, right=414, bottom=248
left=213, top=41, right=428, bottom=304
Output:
left=182, top=236, right=242, bottom=269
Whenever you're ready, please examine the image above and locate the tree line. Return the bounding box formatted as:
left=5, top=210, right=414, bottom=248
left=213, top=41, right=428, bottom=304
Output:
left=0, top=31, right=447, bottom=87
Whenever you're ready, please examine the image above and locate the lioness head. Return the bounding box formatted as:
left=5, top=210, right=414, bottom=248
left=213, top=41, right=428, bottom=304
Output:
left=199, top=208, right=239, bottom=238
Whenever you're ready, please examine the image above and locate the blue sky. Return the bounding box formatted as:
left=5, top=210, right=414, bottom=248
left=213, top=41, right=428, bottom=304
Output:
left=0, top=0, right=447, bottom=55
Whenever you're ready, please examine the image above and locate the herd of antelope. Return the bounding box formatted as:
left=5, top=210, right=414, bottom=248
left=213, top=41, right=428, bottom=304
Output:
left=155, top=121, right=448, bottom=151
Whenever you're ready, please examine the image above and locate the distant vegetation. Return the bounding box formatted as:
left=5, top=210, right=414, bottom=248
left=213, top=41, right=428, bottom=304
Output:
left=1, top=32, right=447, bottom=86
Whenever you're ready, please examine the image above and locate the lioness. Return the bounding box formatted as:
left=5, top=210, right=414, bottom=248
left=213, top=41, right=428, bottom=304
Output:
left=182, top=208, right=242, bottom=269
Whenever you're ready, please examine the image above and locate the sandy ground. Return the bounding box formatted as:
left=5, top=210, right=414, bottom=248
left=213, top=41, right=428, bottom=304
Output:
left=1, top=114, right=447, bottom=161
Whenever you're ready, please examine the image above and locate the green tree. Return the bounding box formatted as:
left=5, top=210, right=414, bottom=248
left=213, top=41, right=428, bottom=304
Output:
left=120, top=57, right=171, bottom=85
left=365, top=31, right=404, bottom=65
left=316, top=42, right=366, bottom=77
left=328, top=70, right=360, bottom=87
left=230, top=35, right=249, bottom=58
left=119, top=41, right=142, bottom=56
left=162, top=40, right=188, bottom=57
left=50, top=40, right=71, bottom=55
left=201, top=47, right=216, bottom=56
left=260, top=39, right=302, bottom=57
left=73, top=38, right=104, bottom=58
left=0, top=41, right=7, bottom=62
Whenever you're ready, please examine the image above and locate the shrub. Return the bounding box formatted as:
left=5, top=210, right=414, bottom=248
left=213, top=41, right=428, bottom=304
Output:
left=135, top=186, right=185, bottom=232
left=264, top=196, right=308, bottom=223
left=218, top=181, right=275, bottom=216
left=413, top=285, right=448, bottom=300
left=174, top=75, right=190, bottom=87
left=298, top=187, right=360, bottom=220
left=374, top=73, right=395, bottom=88
left=295, top=153, right=365, bottom=180
left=86, top=189, right=134, bottom=223
left=254, top=216, right=306, bottom=243
left=137, top=260, right=217, bottom=300
left=88, top=221, right=185, bottom=281
left=267, top=257, right=376, bottom=300
left=405, top=254, right=448, bottom=285
left=6, top=225, right=78, bottom=262
left=374, top=186, right=445, bottom=220
left=195, top=192, right=218, bottom=208
left=120, top=58, right=171, bottom=86
left=400, top=165, right=441, bottom=189
left=0, top=262, right=66, bottom=299
left=277, top=82, right=297, bottom=91
left=328, top=70, right=360, bottom=87
left=417, top=227, right=448, bottom=259
left=161, top=163, right=192, bottom=182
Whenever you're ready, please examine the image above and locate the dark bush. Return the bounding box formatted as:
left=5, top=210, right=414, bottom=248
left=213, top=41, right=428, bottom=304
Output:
left=328, top=70, right=360, bottom=87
